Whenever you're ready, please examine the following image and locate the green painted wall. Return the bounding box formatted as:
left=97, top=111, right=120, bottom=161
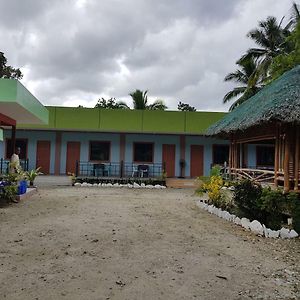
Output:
left=100, top=109, right=143, bottom=132
left=143, top=110, right=185, bottom=133
left=16, top=81, right=48, bottom=124
left=55, top=107, right=99, bottom=130
left=185, top=111, right=227, bottom=133
left=18, top=106, right=226, bottom=135
left=0, top=79, right=49, bottom=124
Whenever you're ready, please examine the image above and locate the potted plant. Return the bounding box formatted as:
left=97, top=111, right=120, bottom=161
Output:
left=68, top=172, right=76, bottom=186
left=25, top=167, right=43, bottom=187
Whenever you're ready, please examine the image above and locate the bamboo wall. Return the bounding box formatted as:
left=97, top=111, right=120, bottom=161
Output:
left=229, top=123, right=300, bottom=192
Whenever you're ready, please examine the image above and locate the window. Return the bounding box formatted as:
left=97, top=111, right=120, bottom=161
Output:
left=89, top=141, right=110, bottom=161
left=213, top=145, right=229, bottom=165
left=256, top=146, right=274, bottom=168
left=133, top=143, right=153, bottom=163
left=6, top=139, right=27, bottom=159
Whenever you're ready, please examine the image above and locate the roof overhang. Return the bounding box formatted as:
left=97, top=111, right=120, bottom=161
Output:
left=0, top=79, right=48, bottom=124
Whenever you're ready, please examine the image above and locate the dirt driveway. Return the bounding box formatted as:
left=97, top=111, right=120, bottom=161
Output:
left=0, top=187, right=299, bottom=300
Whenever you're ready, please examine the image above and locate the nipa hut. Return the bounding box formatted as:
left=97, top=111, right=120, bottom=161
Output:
left=206, top=65, right=300, bottom=192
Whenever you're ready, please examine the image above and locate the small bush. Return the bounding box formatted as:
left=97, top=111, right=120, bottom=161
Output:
left=259, top=188, right=285, bottom=230
left=204, top=175, right=223, bottom=204
left=195, top=176, right=210, bottom=196
left=2, top=185, right=18, bottom=203
left=287, top=192, right=300, bottom=233
left=210, top=165, right=222, bottom=177
left=233, top=180, right=263, bottom=221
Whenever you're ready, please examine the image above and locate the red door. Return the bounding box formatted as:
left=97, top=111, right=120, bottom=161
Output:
left=162, top=144, right=176, bottom=177
left=190, top=145, right=204, bottom=177
left=36, top=141, right=51, bottom=174
left=66, top=142, right=81, bottom=174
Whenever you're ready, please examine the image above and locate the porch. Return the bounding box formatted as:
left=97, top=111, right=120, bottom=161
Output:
left=75, top=161, right=164, bottom=180
left=228, top=123, right=300, bottom=192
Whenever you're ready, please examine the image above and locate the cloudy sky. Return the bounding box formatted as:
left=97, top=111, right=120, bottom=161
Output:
left=0, top=0, right=294, bottom=111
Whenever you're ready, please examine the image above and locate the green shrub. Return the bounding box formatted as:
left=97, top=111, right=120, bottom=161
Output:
left=195, top=176, right=210, bottom=196
left=210, top=165, right=222, bottom=177
left=2, top=185, right=18, bottom=203
left=233, top=180, right=263, bottom=221
left=287, top=192, right=300, bottom=233
left=197, top=175, right=233, bottom=211
left=204, top=175, right=223, bottom=205
left=259, top=188, right=285, bottom=230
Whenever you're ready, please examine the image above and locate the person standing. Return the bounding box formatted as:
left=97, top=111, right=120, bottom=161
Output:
left=10, top=147, right=21, bottom=173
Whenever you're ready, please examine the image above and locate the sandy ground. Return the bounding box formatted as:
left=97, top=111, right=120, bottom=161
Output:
left=0, top=186, right=299, bottom=300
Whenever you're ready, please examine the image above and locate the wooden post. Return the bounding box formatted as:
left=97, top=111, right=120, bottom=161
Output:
left=11, top=125, right=16, bottom=156
left=229, top=142, right=232, bottom=166
left=283, top=130, right=290, bottom=192
left=233, top=141, right=237, bottom=178
left=294, top=127, right=299, bottom=191
left=274, top=125, right=280, bottom=187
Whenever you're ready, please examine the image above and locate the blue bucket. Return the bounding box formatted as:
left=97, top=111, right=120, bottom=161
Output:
left=18, top=180, right=27, bottom=195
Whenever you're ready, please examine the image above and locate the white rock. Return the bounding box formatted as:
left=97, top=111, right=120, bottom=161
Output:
left=234, top=217, right=242, bottom=226
left=87, top=183, right=93, bottom=187
left=241, top=218, right=251, bottom=230
left=267, top=229, right=280, bottom=238
left=113, top=183, right=120, bottom=187
left=221, top=211, right=227, bottom=219
left=161, top=185, right=166, bottom=189
left=212, top=207, right=218, bottom=215
left=287, top=218, right=293, bottom=226
left=230, top=214, right=236, bottom=222
left=249, top=220, right=264, bottom=236
left=145, top=185, right=153, bottom=189
left=262, top=224, right=268, bottom=237
left=93, top=183, right=98, bottom=186
left=82, top=182, right=88, bottom=186
left=141, top=183, right=146, bottom=187
left=224, top=211, right=231, bottom=221
left=74, top=182, right=81, bottom=187
left=207, top=205, right=213, bottom=214
left=133, top=183, right=140, bottom=188
left=127, top=184, right=133, bottom=188
left=280, top=227, right=291, bottom=239
left=154, top=184, right=162, bottom=189
left=219, top=211, right=225, bottom=218
left=289, top=229, right=299, bottom=238
left=106, top=183, right=113, bottom=187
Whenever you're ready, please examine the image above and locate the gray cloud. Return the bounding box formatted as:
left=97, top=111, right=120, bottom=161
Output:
left=0, top=0, right=293, bottom=110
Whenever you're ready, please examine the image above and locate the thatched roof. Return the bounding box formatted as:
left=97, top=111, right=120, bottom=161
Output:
left=206, top=65, right=300, bottom=137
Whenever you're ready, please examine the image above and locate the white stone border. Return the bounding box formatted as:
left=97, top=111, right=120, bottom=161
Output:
left=196, top=200, right=298, bottom=239
left=74, top=182, right=166, bottom=189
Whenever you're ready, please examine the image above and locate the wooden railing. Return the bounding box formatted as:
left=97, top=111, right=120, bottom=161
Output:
left=230, top=168, right=275, bottom=183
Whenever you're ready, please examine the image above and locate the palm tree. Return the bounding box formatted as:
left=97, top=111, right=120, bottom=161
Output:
left=223, top=57, right=264, bottom=110
left=286, top=2, right=300, bottom=29
left=241, top=16, right=290, bottom=79
left=129, top=90, right=167, bottom=110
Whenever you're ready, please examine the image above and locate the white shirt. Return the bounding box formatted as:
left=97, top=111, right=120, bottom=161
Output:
left=10, top=153, right=20, bottom=173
